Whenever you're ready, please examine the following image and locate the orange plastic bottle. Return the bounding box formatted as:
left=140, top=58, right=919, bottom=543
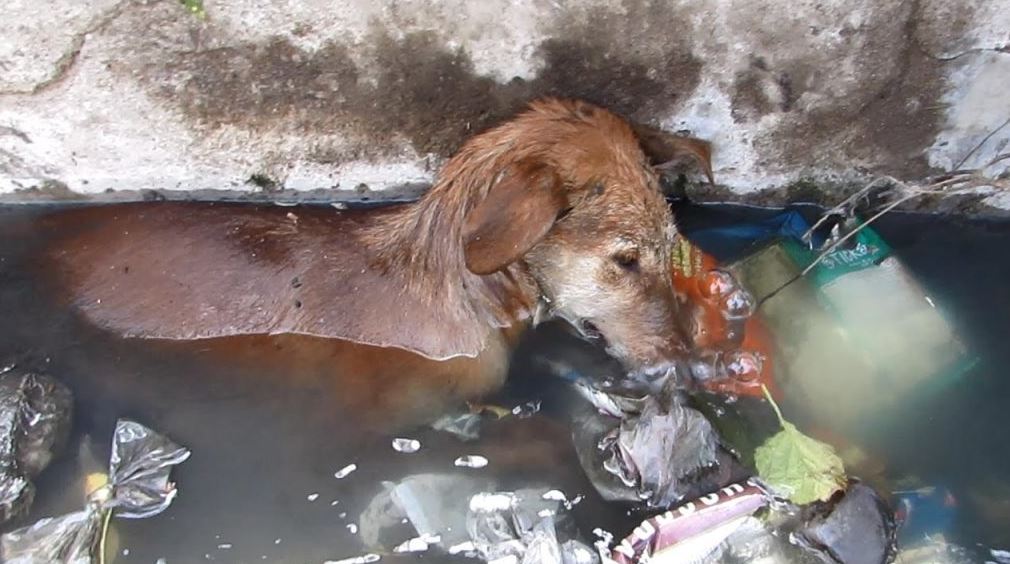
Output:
left=671, top=238, right=779, bottom=399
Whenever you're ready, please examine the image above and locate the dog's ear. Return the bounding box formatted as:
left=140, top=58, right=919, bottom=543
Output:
left=631, top=122, right=715, bottom=185
left=463, top=160, right=566, bottom=275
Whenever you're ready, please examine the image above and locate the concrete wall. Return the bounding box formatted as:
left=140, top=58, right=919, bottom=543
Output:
left=1, top=0, right=1008, bottom=209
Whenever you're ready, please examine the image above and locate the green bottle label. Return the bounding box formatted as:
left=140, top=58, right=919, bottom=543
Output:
left=781, top=223, right=892, bottom=286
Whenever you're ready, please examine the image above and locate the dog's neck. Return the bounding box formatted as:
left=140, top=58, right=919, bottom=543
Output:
left=367, top=147, right=542, bottom=337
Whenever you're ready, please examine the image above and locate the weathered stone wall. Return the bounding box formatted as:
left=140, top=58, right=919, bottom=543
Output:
left=1, top=0, right=1008, bottom=208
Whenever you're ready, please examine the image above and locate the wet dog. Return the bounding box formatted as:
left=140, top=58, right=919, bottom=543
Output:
left=40, top=98, right=712, bottom=428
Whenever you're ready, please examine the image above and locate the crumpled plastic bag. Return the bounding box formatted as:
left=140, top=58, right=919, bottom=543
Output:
left=573, top=382, right=724, bottom=507
left=0, top=367, right=74, bottom=524
left=358, top=473, right=598, bottom=563
left=1, top=419, right=191, bottom=563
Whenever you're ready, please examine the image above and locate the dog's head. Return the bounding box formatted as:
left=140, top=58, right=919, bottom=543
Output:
left=460, top=99, right=713, bottom=372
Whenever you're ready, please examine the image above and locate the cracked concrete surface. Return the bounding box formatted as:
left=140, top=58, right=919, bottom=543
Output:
left=1, top=0, right=1008, bottom=209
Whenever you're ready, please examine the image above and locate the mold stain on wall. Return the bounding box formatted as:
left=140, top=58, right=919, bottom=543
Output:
left=144, top=0, right=703, bottom=160
left=733, top=0, right=955, bottom=178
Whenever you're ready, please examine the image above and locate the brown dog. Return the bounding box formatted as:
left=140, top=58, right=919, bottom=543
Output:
left=39, top=98, right=712, bottom=429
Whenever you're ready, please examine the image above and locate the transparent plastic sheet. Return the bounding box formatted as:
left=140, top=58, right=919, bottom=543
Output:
left=430, top=412, right=483, bottom=442
left=467, top=488, right=597, bottom=564
left=0, top=368, right=73, bottom=524
left=360, top=473, right=494, bottom=548
left=358, top=474, right=597, bottom=563
left=1, top=419, right=191, bottom=563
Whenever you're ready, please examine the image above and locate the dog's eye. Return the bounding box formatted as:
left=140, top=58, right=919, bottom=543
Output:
left=613, top=248, right=640, bottom=271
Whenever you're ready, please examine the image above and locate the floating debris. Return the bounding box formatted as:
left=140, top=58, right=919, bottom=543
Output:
left=469, top=492, right=516, bottom=513
left=324, top=554, right=380, bottom=564
left=542, top=490, right=567, bottom=502
left=334, top=464, right=357, bottom=479
left=307, top=493, right=320, bottom=502
left=449, top=541, right=477, bottom=555
left=454, top=455, right=489, bottom=469
left=1, top=420, right=190, bottom=562
left=431, top=412, right=482, bottom=441
left=347, top=523, right=358, bottom=534
left=391, top=438, right=421, bottom=453
left=393, top=533, right=441, bottom=553
left=0, top=369, right=74, bottom=525
left=511, top=400, right=541, bottom=418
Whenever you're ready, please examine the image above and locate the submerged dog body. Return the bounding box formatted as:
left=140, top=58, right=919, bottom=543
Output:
left=42, top=99, right=710, bottom=425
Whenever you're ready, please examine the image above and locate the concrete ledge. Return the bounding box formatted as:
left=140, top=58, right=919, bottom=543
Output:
left=1, top=0, right=1008, bottom=209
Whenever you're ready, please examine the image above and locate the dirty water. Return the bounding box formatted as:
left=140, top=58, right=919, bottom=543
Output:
left=0, top=201, right=1009, bottom=562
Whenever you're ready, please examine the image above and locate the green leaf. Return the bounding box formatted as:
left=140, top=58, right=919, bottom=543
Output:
left=754, top=386, right=847, bottom=505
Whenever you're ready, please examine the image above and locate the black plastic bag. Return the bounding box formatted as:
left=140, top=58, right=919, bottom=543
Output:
left=572, top=382, right=737, bottom=507
left=0, top=367, right=73, bottom=524
left=1, top=419, right=191, bottom=563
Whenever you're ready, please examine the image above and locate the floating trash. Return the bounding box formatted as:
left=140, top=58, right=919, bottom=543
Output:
left=511, top=400, right=541, bottom=418
left=469, top=492, right=516, bottom=513
left=542, top=490, right=567, bottom=502
left=358, top=473, right=595, bottom=562
left=347, top=523, right=358, bottom=534
left=393, top=534, right=440, bottom=553
left=448, top=541, right=477, bottom=555
left=454, top=455, right=489, bottom=469
left=1, top=419, right=190, bottom=563
left=610, top=480, right=767, bottom=564
left=431, top=412, right=482, bottom=441
left=0, top=369, right=73, bottom=525
left=334, top=464, right=357, bottom=479
left=307, top=493, right=320, bottom=502
left=391, top=438, right=421, bottom=453
left=324, top=554, right=380, bottom=564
